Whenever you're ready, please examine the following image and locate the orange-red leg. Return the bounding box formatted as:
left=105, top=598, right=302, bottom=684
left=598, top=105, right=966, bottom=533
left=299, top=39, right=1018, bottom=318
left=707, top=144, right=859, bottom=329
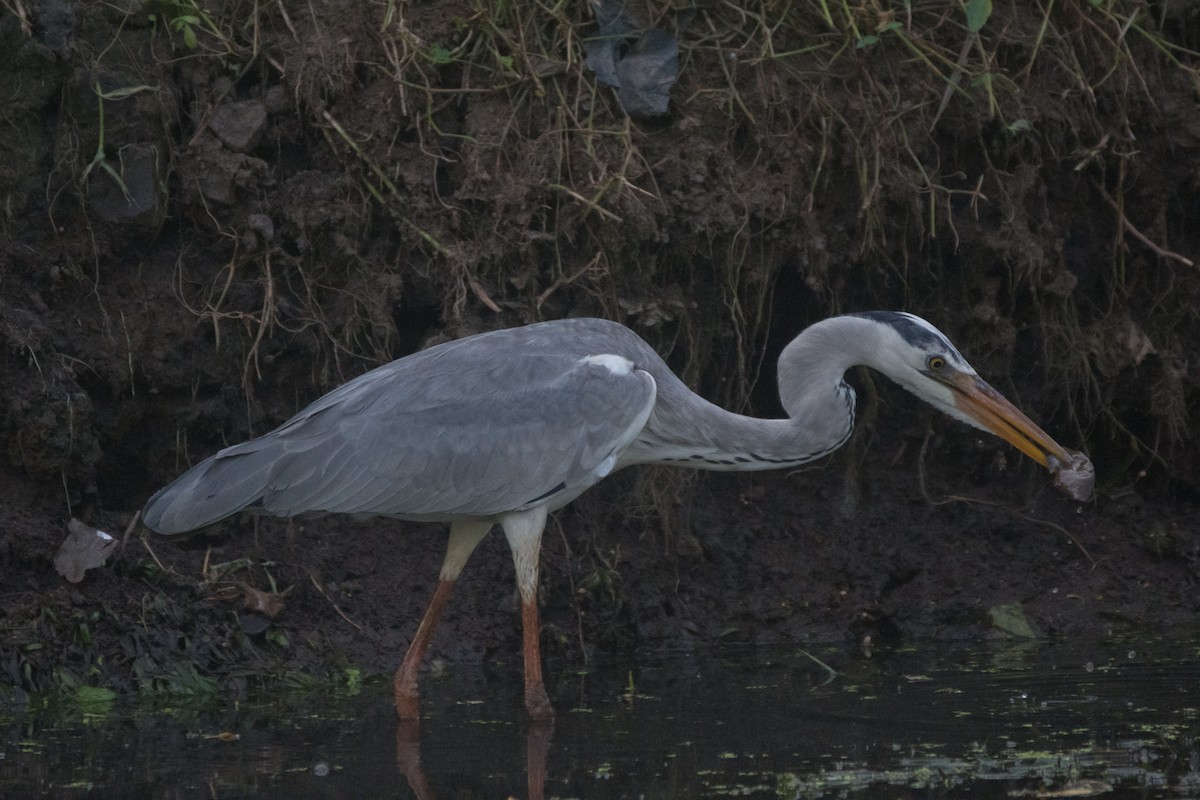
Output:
left=500, top=506, right=554, bottom=719
left=393, top=520, right=492, bottom=720
left=393, top=578, right=456, bottom=719
left=521, top=597, right=553, bottom=719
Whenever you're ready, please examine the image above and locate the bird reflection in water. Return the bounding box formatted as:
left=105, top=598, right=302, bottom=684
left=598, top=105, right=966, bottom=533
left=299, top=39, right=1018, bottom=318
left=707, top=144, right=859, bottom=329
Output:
left=395, top=719, right=553, bottom=800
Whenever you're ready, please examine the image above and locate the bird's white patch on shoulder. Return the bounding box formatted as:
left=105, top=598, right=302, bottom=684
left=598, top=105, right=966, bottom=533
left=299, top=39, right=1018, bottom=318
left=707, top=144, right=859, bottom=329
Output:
left=593, top=452, right=618, bottom=480
left=582, top=353, right=634, bottom=375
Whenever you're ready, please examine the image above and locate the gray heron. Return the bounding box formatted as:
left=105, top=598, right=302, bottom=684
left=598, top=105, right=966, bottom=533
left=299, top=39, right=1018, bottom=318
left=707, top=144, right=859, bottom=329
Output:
left=142, top=312, right=1091, bottom=719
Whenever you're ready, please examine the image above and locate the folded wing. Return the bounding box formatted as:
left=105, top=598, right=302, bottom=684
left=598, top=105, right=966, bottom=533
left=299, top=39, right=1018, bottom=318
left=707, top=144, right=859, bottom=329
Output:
left=142, top=343, right=656, bottom=534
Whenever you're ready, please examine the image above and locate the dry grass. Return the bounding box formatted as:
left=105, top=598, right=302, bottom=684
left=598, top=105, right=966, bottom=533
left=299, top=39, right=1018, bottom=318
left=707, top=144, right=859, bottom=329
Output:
left=56, top=0, right=1199, bottom=491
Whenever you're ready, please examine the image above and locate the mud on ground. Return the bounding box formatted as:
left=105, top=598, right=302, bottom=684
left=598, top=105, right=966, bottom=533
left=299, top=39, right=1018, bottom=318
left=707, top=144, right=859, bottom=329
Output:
left=1, top=1, right=1198, bottom=698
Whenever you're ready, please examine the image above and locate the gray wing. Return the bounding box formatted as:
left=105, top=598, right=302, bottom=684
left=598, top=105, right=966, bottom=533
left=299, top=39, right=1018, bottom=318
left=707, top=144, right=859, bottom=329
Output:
left=142, top=343, right=656, bottom=534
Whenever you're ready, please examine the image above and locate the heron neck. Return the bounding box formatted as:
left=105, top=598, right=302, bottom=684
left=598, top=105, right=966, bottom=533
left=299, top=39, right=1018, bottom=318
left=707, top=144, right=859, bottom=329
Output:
left=623, top=317, right=879, bottom=471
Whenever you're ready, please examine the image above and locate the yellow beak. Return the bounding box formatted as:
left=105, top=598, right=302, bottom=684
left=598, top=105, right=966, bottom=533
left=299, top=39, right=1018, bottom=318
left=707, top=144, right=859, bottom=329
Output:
left=943, top=372, right=1072, bottom=469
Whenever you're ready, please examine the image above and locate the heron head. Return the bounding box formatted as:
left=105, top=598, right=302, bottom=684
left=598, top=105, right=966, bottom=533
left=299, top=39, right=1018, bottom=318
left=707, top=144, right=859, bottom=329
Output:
left=855, top=312, right=1075, bottom=471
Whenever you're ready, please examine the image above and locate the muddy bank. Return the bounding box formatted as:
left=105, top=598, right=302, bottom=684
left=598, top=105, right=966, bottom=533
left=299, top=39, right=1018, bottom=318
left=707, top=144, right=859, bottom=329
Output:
left=1, top=0, right=1198, bottom=697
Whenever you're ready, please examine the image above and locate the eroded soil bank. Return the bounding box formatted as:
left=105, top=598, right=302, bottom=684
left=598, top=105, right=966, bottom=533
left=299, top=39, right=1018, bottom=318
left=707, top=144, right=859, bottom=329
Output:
left=1, top=0, right=1198, bottom=698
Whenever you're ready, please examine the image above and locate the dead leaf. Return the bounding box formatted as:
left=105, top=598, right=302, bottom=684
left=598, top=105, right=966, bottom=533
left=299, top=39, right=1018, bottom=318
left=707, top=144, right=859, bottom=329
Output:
left=242, top=584, right=286, bottom=618
left=54, top=519, right=117, bottom=583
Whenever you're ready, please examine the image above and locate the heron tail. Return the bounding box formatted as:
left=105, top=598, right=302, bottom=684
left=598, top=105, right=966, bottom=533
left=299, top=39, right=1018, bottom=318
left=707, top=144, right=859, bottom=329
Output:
left=141, top=441, right=276, bottom=534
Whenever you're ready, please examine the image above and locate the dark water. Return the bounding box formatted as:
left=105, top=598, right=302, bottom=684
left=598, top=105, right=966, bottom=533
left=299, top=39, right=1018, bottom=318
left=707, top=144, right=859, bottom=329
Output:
left=3, top=636, right=1199, bottom=798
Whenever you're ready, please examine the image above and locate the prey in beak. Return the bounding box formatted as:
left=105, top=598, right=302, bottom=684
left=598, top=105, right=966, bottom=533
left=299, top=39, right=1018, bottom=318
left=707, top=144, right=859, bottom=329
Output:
left=941, top=371, right=1094, bottom=501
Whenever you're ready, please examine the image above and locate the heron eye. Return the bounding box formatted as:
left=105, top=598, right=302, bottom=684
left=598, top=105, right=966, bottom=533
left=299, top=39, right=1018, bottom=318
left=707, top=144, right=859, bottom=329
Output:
left=927, top=355, right=947, bottom=371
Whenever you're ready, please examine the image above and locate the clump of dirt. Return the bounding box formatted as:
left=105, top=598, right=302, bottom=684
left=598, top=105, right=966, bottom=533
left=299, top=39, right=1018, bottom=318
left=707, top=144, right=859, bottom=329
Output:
left=1, top=0, right=1198, bottom=698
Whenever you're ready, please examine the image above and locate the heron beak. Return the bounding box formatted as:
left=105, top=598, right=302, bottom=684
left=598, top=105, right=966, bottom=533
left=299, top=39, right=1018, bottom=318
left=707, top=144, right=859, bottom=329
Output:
left=943, top=372, right=1073, bottom=469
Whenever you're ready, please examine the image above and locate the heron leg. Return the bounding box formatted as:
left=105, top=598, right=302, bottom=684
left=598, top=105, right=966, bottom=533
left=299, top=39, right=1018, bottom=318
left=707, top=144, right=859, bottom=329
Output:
left=394, top=519, right=491, bottom=720
left=500, top=506, right=553, bottom=719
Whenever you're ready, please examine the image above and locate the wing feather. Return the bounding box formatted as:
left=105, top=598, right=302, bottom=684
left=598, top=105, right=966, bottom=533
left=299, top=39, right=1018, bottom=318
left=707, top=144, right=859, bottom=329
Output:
left=143, top=323, right=658, bottom=533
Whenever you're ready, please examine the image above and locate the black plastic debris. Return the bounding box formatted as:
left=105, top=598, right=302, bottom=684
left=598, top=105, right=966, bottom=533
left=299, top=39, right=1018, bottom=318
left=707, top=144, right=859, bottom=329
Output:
left=584, top=0, right=679, bottom=118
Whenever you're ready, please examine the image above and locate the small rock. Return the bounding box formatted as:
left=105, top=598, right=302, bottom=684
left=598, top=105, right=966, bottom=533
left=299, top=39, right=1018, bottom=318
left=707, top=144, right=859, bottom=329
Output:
left=247, top=213, right=274, bottom=241
left=237, top=612, right=271, bottom=635
left=264, top=85, right=289, bottom=114
left=36, top=0, right=74, bottom=51
left=210, top=100, right=267, bottom=153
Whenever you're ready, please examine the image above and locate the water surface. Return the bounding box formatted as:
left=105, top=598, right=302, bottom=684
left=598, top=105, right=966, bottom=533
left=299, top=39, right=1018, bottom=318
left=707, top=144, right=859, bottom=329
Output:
left=4, top=636, right=1198, bottom=798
